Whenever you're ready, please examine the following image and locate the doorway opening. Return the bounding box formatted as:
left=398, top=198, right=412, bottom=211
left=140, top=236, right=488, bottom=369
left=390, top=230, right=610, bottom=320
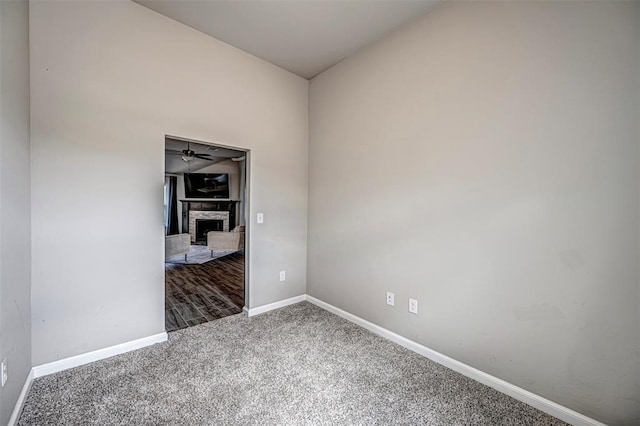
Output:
left=163, top=135, right=248, bottom=332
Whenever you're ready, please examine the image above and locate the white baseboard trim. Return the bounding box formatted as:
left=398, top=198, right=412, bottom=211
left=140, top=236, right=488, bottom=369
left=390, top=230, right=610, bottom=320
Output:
left=8, top=368, right=35, bottom=426
left=246, top=294, right=306, bottom=317
left=305, top=295, right=604, bottom=426
left=32, top=332, right=168, bottom=378
left=8, top=298, right=604, bottom=426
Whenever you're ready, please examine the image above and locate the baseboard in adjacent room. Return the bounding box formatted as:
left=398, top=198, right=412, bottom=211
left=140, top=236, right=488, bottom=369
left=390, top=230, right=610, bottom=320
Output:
left=305, top=295, right=604, bottom=426
left=32, top=332, right=168, bottom=378
left=246, top=294, right=306, bottom=317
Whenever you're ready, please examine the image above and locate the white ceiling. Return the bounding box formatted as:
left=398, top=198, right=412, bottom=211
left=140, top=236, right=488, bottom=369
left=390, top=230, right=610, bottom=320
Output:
left=165, top=138, right=244, bottom=174
left=134, top=0, right=440, bottom=79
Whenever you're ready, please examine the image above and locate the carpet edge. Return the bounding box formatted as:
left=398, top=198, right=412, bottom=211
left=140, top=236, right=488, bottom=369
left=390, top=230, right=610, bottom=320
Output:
left=305, top=295, right=605, bottom=426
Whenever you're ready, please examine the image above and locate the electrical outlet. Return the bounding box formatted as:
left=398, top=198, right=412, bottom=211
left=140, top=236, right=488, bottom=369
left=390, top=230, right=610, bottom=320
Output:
left=1, top=358, right=7, bottom=387
left=279, top=270, right=286, bottom=281
left=386, top=292, right=395, bottom=306
left=257, top=213, right=264, bottom=224
left=409, top=298, right=418, bottom=314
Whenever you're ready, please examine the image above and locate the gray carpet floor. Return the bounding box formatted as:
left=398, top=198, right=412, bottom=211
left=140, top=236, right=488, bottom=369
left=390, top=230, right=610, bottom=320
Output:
left=19, top=302, right=567, bottom=425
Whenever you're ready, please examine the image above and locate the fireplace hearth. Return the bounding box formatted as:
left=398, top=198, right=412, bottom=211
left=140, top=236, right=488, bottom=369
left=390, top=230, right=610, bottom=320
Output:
left=195, top=219, right=224, bottom=243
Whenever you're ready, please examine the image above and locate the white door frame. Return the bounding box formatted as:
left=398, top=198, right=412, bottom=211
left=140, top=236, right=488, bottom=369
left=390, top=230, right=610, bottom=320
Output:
left=164, top=134, right=251, bottom=312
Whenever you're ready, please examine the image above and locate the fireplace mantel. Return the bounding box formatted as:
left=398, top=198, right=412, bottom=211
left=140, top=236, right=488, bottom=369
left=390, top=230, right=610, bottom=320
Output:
left=180, top=200, right=239, bottom=237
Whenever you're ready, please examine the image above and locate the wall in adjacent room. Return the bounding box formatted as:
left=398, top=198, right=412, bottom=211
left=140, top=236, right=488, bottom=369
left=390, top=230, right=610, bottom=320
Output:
left=196, top=159, right=242, bottom=201
left=171, top=158, right=243, bottom=228
left=196, top=159, right=243, bottom=228
left=308, top=1, right=639, bottom=424
left=0, top=0, right=32, bottom=422
left=30, top=1, right=308, bottom=366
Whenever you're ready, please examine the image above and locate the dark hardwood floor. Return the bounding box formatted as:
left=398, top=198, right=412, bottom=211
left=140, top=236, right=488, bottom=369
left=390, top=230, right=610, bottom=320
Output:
left=165, top=251, right=244, bottom=332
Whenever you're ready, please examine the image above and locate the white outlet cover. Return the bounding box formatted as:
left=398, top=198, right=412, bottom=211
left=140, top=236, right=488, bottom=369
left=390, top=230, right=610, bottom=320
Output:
left=279, top=271, right=286, bottom=281
left=409, top=298, right=418, bottom=314
left=386, top=292, right=395, bottom=306
left=1, top=358, right=7, bottom=387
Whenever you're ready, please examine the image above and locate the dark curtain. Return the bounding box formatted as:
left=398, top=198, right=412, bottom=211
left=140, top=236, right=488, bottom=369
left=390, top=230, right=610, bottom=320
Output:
left=167, top=176, right=179, bottom=235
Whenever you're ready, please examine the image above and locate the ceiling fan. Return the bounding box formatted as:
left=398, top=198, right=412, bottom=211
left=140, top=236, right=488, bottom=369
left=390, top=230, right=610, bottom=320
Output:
left=166, top=141, right=215, bottom=163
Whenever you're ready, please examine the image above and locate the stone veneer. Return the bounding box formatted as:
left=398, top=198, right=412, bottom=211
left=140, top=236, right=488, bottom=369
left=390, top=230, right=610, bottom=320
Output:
left=189, top=211, right=230, bottom=243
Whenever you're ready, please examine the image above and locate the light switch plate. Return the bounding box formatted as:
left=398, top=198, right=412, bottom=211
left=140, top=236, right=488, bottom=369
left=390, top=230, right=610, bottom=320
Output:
left=257, top=213, right=264, bottom=223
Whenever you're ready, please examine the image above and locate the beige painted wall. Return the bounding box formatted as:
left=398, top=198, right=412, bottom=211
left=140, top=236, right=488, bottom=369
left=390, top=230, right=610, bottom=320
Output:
left=0, top=0, right=32, bottom=422
left=308, top=1, right=639, bottom=424
left=30, top=1, right=308, bottom=366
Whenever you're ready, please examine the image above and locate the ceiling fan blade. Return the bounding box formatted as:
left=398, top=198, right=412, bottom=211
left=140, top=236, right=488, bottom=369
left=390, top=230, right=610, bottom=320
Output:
left=194, top=153, right=212, bottom=157
left=194, top=154, right=214, bottom=160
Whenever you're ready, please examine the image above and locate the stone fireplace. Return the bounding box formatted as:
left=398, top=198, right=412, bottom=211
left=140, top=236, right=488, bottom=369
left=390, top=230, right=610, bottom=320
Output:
left=188, top=211, right=229, bottom=243
left=180, top=200, right=239, bottom=243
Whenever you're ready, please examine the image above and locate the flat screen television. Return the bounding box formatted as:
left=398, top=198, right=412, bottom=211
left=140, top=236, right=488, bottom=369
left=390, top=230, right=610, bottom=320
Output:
left=184, top=173, right=229, bottom=199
